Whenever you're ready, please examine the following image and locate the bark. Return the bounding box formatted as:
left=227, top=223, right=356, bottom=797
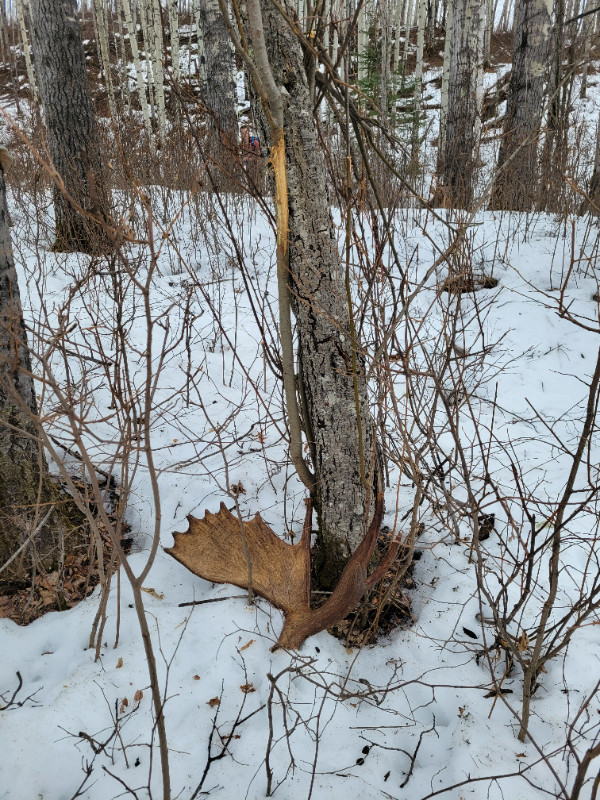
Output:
left=392, top=0, right=404, bottom=69
left=579, top=112, right=600, bottom=215
left=121, top=0, right=155, bottom=147
left=29, top=0, right=109, bottom=253
left=169, top=0, right=181, bottom=81
left=489, top=0, right=552, bottom=210
left=536, top=0, right=569, bottom=210
left=0, top=151, right=76, bottom=589
left=439, top=0, right=453, bottom=156
left=411, top=0, right=427, bottom=162
left=483, top=0, right=493, bottom=66
left=150, top=0, right=167, bottom=142
left=93, top=0, right=117, bottom=122
left=247, top=0, right=379, bottom=589
left=438, top=0, right=479, bottom=208
left=401, top=0, right=415, bottom=72
left=358, top=0, right=369, bottom=83
left=15, top=0, right=38, bottom=102
left=199, top=0, right=238, bottom=175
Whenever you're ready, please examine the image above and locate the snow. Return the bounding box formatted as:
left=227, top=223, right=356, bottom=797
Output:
left=0, top=189, right=599, bottom=800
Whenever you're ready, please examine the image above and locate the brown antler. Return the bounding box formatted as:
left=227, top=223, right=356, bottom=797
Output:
left=166, top=493, right=398, bottom=649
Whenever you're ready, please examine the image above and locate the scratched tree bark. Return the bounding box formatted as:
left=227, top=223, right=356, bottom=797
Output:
left=243, top=0, right=380, bottom=589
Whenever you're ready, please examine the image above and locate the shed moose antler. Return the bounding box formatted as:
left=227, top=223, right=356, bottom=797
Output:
left=166, top=494, right=400, bottom=649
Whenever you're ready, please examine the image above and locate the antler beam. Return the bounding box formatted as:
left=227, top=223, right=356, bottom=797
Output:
left=166, top=493, right=398, bottom=649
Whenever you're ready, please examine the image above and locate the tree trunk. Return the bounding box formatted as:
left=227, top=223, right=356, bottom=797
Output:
left=489, top=0, right=552, bottom=210
left=169, top=0, right=181, bottom=81
left=411, top=0, right=427, bottom=164
left=121, top=0, right=155, bottom=149
left=199, top=0, right=238, bottom=178
left=536, top=0, right=568, bottom=210
left=401, top=0, right=415, bottom=74
left=15, top=0, right=38, bottom=103
left=0, top=150, right=74, bottom=589
left=247, top=0, right=379, bottom=590
left=438, top=0, right=479, bottom=208
left=439, top=0, right=453, bottom=157
left=29, top=0, right=109, bottom=253
left=579, top=112, right=600, bottom=215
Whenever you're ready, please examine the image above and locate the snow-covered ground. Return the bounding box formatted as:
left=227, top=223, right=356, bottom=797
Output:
left=0, top=185, right=599, bottom=800
left=1, top=25, right=600, bottom=799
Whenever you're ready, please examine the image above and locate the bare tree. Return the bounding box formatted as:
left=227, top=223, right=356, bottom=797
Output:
left=437, top=0, right=480, bottom=208
left=489, top=0, right=553, bottom=210
left=29, top=0, right=109, bottom=252
left=226, top=0, right=381, bottom=589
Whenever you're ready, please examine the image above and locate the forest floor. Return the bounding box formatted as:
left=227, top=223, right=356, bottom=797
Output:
left=1, top=29, right=600, bottom=800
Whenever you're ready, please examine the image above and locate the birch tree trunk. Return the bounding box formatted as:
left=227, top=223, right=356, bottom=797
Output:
left=15, top=0, right=38, bottom=102
left=29, top=0, right=110, bottom=252
left=193, top=0, right=207, bottom=84
left=121, top=0, right=155, bottom=147
left=535, top=0, right=567, bottom=210
left=578, top=3, right=593, bottom=99
left=489, top=0, right=552, bottom=210
left=483, top=0, right=493, bottom=66
left=242, top=0, right=380, bottom=589
left=150, top=0, right=168, bottom=142
left=169, top=0, right=181, bottom=80
left=401, top=0, right=415, bottom=73
left=411, top=0, right=427, bottom=161
left=438, top=0, right=479, bottom=207
left=357, top=0, right=369, bottom=83
left=392, top=0, right=404, bottom=68
left=438, top=0, right=453, bottom=156
left=93, top=0, right=118, bottom=121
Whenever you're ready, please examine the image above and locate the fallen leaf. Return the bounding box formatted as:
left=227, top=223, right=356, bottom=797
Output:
left=141, top=587, right=164, bottom=600
left=240, top=683, right=256, bottom=694
left=193, top=675, right=201, bottom=680
left=239, top=639, right=255, bottom=651
left=517, top=630, right=529, bottom=652
left=134, top=689, right=143, bottom=702
left=120, top=697, right=129, bottom=713
left=516, top=752, right=526, bottom=758
left=116, top=657, right=123, bottom=668
left=207, top=697, right=221, bottom=707
left=462, top=627, right=478, bottom=639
